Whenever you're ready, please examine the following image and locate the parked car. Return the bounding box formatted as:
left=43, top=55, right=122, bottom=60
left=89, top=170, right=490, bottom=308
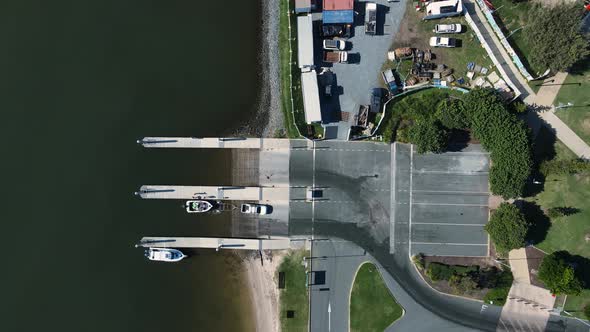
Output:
left=323, top=39, right=346, bottom=51
left=370, top=88, right=383, bottom=113
left=429, top=36, right=457, bottom=47
left=240, top=203, right=270, bottom=215
left=434, top=24, right=462, bottom=34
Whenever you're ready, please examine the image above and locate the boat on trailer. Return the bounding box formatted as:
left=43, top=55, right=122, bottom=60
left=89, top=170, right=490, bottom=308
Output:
left=185, top=200, right=214, bottom=213
left=144, top=248, right=186, bottom=262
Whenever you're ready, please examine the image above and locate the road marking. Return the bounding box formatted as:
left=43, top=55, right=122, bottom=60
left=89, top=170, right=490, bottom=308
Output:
left=480, top=304, right=488, bottom=314
left=408, top=144, right=414, bottom=256
left=412, top=190, right=490, bottom=194
left=411, top=222, right=487, bottom=226
left=390, top=142, right=396, bottom=254
left=412, top=170, right=489, bottom=175
left=328, top=301, right=331, bottom=332
left=411, top=242, right=488, bottom=246
left=411, top=202, right=489, bottom=207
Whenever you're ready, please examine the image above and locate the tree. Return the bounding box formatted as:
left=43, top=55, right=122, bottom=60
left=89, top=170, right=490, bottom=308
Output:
left=435, top=98, right=469, bottom=129
left=465, top=88, right=532, bottom=198
left=408, top=118, right=449, bottom=153
left=538, top=252, right=583, bottom=295
left=449, top=274, right=478, bottom=294
left=485, top=203, right=529, bottom=254
left=526, top=3, right=589, bottom=72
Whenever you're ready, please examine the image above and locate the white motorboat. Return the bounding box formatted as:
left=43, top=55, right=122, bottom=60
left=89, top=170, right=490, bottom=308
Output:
left=144, top=248, right=186, bottom=262
left=185, top=200, right=213, bottom=213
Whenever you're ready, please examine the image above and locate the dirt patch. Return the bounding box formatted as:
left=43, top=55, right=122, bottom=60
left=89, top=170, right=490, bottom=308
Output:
left=525, top=247, right=546, bottom=288
left=581, top=118, right=590, bottom=133
left=488, top=195, right=505, bottom=210
left=425, top=255, right=497, bottom=268
left=391, top=3, right=428, bottom=51
left=532, top=0, right=577, bottom=8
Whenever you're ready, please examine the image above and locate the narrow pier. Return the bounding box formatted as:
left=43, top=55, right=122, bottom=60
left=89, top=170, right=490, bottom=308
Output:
left=137, top=137, right=296, bottom=150
left=137, top=236, right=291, bottom=250
left=135, top=185, right=290, bottom=201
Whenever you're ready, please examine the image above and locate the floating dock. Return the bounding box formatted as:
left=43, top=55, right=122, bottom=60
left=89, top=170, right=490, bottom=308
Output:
left=137, top=137, right=297, bottom=150
left=137, top=236, right=291, bottom=250
left=136, top=185, right=290, bottom=201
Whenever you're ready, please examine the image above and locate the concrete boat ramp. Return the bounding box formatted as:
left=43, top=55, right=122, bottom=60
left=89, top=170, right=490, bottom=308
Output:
left=136, top=236, right=291, bottom=250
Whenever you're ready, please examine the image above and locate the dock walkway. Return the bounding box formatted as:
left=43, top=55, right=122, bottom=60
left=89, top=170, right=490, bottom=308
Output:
left=138, top=137, right=296, bottom=150
left=137, top=236, right=291, bottom=250
left=136, top=185, right=290, bottom=202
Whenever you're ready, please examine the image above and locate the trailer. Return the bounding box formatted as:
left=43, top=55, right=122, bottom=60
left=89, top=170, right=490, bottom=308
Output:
left=365, top=2, right=377, bottom=35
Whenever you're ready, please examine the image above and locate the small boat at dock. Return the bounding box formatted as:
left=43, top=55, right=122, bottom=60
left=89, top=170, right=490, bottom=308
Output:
left=185, top=200, right=214, bottom=213
left=144, top=248, right=186, bottom=262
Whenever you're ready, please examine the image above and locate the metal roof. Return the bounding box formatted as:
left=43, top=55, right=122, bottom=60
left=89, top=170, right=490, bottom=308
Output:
left=323, top=0, right=354, bottom=11
left=296, top=14, right=314, bottom=69
left=322, top=9, right=354, bottom=24
left=301, top=70, right=322, bottom=124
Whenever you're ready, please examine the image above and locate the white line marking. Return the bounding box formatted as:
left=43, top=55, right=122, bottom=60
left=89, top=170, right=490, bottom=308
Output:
left=412, top=170, right=489, bottom=175
left=412, top=190, right=489, bottom=194
left=411, top=222, right=487, bottom=226
left=411, top=202, right=489, bottom=207
left=411, top=242, right=488, bottom=246
left=409, top=144, right=414, bottom=256
left=391, top=142, right=396, bottom=254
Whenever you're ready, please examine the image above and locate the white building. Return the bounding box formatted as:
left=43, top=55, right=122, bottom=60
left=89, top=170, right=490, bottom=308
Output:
left=301, top=70, right=322, bottom=124
left=296, top=14, right=314, bottom=71
left=424, top=0, right=463, bottom=20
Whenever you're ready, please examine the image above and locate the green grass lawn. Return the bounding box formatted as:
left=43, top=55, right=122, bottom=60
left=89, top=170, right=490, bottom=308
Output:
left=279, top=0, right=306, bottom=138
left=350, top=262, right=404, bottom=332
left=277, top=250, right=309, bottom=332
left=563, top=289, right=590, bottom=320
left=554, top=60, right=590, bottom=145
left=531, top=141, right=590, bottom=258
left=529, top=140, right=590, bottom=319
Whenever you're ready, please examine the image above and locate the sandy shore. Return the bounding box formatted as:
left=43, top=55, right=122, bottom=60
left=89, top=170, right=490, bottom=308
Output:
left=244, top=250, right=286, bottom=332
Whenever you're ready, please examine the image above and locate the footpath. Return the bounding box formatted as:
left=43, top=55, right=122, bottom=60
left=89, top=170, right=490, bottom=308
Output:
left=466, top=0, right=590, bottom=159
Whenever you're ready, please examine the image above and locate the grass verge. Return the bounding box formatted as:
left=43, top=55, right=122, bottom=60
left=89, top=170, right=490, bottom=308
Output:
left=563, top=289, right=590, bottom=320
left=278, top=250, right=309, bottom=332
left=350, top=262, right=403, bottom=332
left=554, top=60, right=590, bottom=145
left=279, top=0, right=304, bottom=138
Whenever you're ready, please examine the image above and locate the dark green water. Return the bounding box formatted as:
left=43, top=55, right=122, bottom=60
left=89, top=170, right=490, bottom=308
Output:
left=2, top=1, right=262, bottom=331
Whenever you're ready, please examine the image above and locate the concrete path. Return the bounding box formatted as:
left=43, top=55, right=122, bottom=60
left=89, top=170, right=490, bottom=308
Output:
left=464, top=0, right=534, bottom=99
left=498, top=282, right=556, bottom=332
left=529, top=73, right=590, bottom=159
left=508, top=248, right=531, bottom=284
left=464, top=0, right=590, bottom=159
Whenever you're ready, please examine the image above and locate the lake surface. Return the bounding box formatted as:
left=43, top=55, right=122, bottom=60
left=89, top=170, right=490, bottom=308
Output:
left=2, top=1, right=262, bottom=331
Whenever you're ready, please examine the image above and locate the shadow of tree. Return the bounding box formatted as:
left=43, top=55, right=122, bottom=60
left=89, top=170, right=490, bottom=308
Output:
left=553, top=251, right=590, bottom=289
left=515, top=200, right=551, bottom=245
left=523, top=126, right=557, bottom=197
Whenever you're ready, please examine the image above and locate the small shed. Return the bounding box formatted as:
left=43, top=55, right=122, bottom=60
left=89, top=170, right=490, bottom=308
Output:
left=424, top=0, right=464, bottom=20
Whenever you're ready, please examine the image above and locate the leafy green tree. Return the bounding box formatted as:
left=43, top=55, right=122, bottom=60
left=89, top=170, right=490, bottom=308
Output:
left=465, top=88, right=532, bottom=198
left=408, top=118, right=449, bottom=153
left=485, top=203, right=529, bottom=254
left=526, top=3, right=589, bottom=72
left=435, top=98, right=469, bottom=129
left=449, top=274, right=478, bottom=294
left=538, top=252, right=583, bottom=295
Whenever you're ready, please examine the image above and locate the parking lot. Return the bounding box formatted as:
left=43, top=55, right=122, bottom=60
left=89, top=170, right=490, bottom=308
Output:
left=311, top=0, right=408, bottom=139
left=288, top=140, right=392, bottom=242
left=393, top=143, right=490, bottom=257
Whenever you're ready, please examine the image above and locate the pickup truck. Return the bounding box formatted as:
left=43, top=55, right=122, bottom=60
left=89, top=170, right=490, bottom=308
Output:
left=381, top=69, right=399, bottom=93
left=323, top=51, right=348, bottom=63
left=429, top=36, right=457, bottom=48
left=434, top=24, right=462, bottom=34
left=365, top=2, right=377, bottom=35
left=323, top=39, right=346, bottom=50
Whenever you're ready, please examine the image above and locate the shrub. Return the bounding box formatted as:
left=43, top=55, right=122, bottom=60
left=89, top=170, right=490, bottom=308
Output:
left=408, top=118, right=449, bottom=153
left=426, top=263, right=478, bottom=281
left=449, top=274, right=478, bottom=294
left=435, top=98, right=469, bottom=129
left=485, top=203, right=530, bottom=255
left=584, top=304, right=590, bottom=320
left=412, top=253, right=426, bottom=271
left=509, top=100, right=528, bottom=114
left=465, top=88, right=532, bottom=198
left=538, top=251, right=583, bottom=295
